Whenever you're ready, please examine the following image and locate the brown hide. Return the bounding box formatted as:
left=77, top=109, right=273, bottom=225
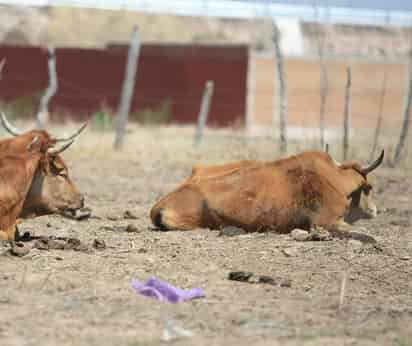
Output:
left=0, top=130, right=84, bottom=221
left=150, top=151, right=381, bottom=232
left=0, top=148, right=44, bottom=240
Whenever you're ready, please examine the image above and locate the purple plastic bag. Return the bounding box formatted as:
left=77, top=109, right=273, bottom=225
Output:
left=131, top=277, right=205, bottom=303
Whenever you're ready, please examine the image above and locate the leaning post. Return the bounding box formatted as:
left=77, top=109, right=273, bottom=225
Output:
left=114, top=26, right=141, bottom=150
left=37, top=47, right=58, bottom=129
left=272, top=20, right=288, bottom=154
left=194, top=80, right=214, bottom=147
left=343, top=67, right=352, bottom=161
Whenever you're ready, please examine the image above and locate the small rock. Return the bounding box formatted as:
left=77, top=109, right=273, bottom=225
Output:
left=290, top=229, right=310, bottom=241
left=138, top=248, right=148, bottom=254
left=282, top=247, right=298, bottom=257
left=73, top=242, right=89, bottom=252
left=63, top=208, right=92, bottom=220
left=228, top=271, right=254, bottom=282
left=92, top=239, right=106, bottom=250
left=349, top=231, right=376, bottom=244
left=390, top=219, right=411, bottom=227
left=64, top=238, right=82, bottom=250
left=125, top=224, right=139, bottom=233
left=399, top=256, right=411, bottom=261
left=16, top=231, right=32, bottom=242
left=10, top=243, right=30, bottom=257
left=258, top=275, right=276, bottom=285
left=123, top=210, right=138, bottom=219
left=309, top=228, right=331, bottom=241
left=34, top=239, right=50, bottom=250
left=48, top=239, right=66, bottom=250
left=280, top=279, right=292, bottom=288
left=218, top=226, right=247, bottom=237
left=348, top=239, right=363, bottom=249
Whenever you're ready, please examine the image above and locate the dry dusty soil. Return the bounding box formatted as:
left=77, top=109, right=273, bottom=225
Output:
left=0, top=125, right=411, bottom=346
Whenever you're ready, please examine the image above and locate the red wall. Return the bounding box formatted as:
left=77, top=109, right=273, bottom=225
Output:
left=0, top=44, right=248, bottom=126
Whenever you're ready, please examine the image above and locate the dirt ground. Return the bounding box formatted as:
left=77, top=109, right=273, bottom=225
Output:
left=0, top=125, right=411, bottom=346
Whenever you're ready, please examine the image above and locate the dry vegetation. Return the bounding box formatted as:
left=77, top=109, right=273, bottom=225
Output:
left=0, top=123, right=411, bottom=346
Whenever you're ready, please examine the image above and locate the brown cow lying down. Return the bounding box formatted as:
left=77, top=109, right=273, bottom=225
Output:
left=150, top=150, right=384, bottom=241
left=0, top=118, right=85, bottom=241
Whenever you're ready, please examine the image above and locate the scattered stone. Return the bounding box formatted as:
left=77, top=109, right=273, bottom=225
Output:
left=10, top=243, right=30, bottom=257
left=218, top=226, right=247, bottom=237
left=55, top=256, right=64, bottom=261
left=290, top=229, right=310, bottom=241
left=399, top=256, right=411, bottom=261
left=348, top=239, right=363, bottom=249
left=73, top=242, right=89, bottom=252
left=107, top=215, right=120, bottom=221
left=258, top=275, right=276, bottom=285
left=48, top=239, right=66, bottom=250
left=34, top=237, right=90, bottom=252
left=34, top=239, right=50, bottom=250
left=92, top=239, right=106, bottom=250
left=228, top=271, right=254, bottom=282
left=228, top=272, right=280, bottom=286
left=16, top=231, right=32, bottom=242
left=125, top=224, right=139, bottom=233
left=64, top=238, right=82, bottom=250
left=349, top=231, right=377, bottom=244
left=390, top=219, right=411, bottom=227
left=280, top=279, right=292, bottom=288
left=123, top=210, right=138, bottom=219
left=282, top=247, right=298, bottom=257
left=309, top=228, right=332, bottom=241
left=138, top=248, right=148, bottom=254
left=63, top=208, right=92, bottom=220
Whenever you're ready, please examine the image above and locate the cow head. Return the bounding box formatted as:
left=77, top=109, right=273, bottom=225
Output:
left=342, top=150, right=384, bottom=223
left=0, top=112, right=86, bottom=218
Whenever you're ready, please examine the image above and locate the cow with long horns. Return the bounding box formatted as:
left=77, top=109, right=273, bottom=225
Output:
left=0, top=112, right=86, bottom=240
left=150, top=150, right=384, bottom=242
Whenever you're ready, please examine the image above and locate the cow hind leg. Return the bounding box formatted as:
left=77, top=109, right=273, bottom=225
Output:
left=327, top=219, right=376, bottom=244
left=0, top=230, right=8, bottom=241
left=150, top=187, right=206, bottom=231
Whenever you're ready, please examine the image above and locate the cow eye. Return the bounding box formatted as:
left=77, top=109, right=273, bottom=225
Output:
left=58, top=170, right=68, bottom=178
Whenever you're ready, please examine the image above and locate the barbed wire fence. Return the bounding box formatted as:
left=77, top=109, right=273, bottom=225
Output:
left=0, top=3, right=411, bottom=162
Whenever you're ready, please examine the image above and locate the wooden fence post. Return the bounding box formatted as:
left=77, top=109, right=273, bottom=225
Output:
left=313, top=6, right=329, bottom=149
left=272, top=20, right=288, bottom=154
left=343, top=67, right=351, bottom=161
left=37, top=47, right=57, bottom=129
left=394, top=74, right=412, bottom=165
left=0, top=58, right=5, bottom=80
left=114, top=26, right=141, bottom=150
left=370, top=71, right=387, bottom=162
left=194, top=80, right=214, bottom=147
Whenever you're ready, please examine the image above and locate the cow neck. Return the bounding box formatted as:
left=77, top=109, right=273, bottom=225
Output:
left=0, top=152, right=42, bottom=232
left=338, top=166, right=366, bottom=197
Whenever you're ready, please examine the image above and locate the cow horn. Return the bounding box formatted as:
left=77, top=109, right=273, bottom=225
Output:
left=361, top=150, right=384, bottom=175
left=0, top=112, right=24, bottom=136
left=48, top=139, right=74, bottom=155
left=54, top=123, right=88, bottom=142
left=26, top=136, right=39, bottom=150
